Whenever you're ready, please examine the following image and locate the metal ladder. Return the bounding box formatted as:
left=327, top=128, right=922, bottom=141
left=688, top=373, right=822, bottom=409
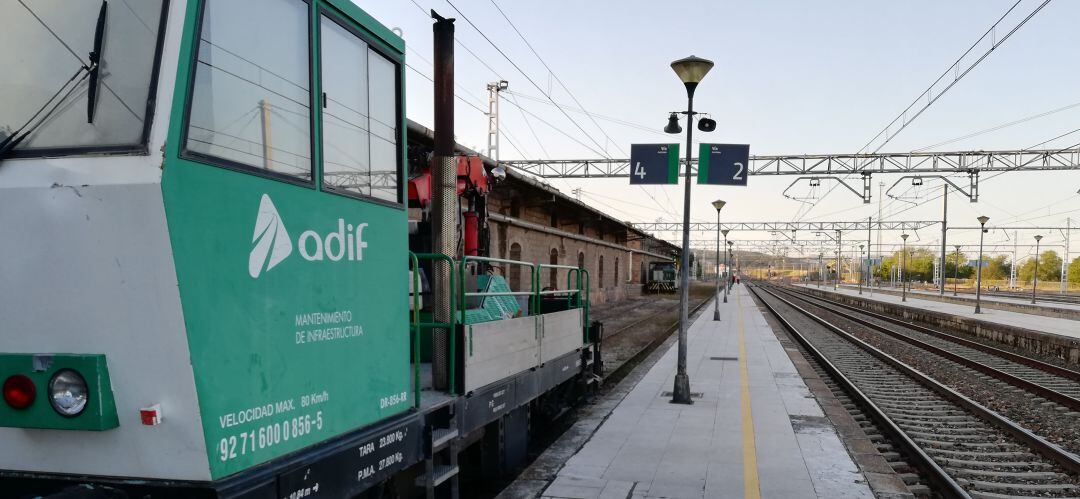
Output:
left=418, top=401, right=459, bottom=499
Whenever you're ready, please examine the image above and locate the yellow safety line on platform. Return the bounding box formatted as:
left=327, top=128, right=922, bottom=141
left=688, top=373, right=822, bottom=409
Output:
left=737, top=291, right=761, bottom=499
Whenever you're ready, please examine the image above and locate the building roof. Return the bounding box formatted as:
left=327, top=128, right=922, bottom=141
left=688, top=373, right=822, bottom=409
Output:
left=407, top=119, right=678, bottom=256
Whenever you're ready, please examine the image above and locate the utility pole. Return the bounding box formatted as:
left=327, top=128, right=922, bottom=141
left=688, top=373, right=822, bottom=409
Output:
left=1063, top=218, right=1070, bottom=294
left=835, top=230, right=841, bottom=290
left=940, top=184, right=947, bottom=296
left=877, top=182, right=884, bottom=282
left=1011, top=230, right=1018, bottom=289
left=486, top=81, right=508, bottom=163
left=259, top=99, right=274, bottom=171
left=867, top=216, right=873, bottom=292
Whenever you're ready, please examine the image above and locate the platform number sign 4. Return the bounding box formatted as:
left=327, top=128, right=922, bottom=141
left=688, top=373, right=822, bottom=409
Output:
left=698, top=143, right=750, bottom=186
left=629, top=144, right=680, bottom=184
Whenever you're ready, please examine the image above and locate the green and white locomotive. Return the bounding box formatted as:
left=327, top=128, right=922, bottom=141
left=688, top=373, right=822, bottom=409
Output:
left=0, top=1, right=599, bottom=497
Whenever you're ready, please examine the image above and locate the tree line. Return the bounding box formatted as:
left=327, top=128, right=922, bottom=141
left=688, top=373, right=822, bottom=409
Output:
left=873, top=249, right=1080, bottom=283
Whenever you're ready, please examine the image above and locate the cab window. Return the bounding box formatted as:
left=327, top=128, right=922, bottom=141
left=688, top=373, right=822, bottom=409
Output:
left=319, top=13, right=400, bottom=203
left=184, top=0, right=313, bottom=181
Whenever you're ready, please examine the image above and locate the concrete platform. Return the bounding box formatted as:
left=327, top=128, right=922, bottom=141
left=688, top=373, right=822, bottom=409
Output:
left=536, top=285, right=873, bottom=499
left=798, top=284, right=1080, bottom=340
left=832, top=283, right=1080, bottom=320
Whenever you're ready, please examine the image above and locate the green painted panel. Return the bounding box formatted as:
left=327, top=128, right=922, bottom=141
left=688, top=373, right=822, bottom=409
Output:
left=0, top=354, right=118, bottom=431
left=162, top=163, right=410, bottom=478
left=667, top=143, right=680, bottom=184
left=163, top=0, right=410, bottom=479
left=696, top=143, right=710, bottom=184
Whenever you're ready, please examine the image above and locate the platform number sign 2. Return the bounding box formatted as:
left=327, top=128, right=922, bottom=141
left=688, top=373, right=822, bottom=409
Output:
left=698, top=144, right=750, bottom=186
left=629, top=144, right=680, bottom=184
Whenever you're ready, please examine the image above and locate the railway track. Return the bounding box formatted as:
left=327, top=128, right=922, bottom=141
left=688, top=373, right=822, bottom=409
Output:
left=775, top=284, right=1080, bottom=410
left=748, top=282, right=1080, bottom=499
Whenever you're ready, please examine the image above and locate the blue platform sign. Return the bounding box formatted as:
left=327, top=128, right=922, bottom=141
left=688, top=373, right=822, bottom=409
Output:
left=629, top=143, right=680, bottom=184
left=698, top=143, right=750, bottom=186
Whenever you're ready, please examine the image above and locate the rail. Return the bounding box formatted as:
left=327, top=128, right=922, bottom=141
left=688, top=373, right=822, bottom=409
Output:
left=410, top=252, right=459, bottom=397
left=459, top=255, right=537, bottom=319
left=753, top=283, right=1080, bottom=483
left=410, top=254, right=595, bottom=398
left=536, top=264, right=591, bottom=341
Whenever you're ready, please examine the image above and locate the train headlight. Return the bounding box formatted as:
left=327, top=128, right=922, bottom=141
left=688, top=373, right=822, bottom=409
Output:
left=48, top=369, right=88, bottom=417
left=3, top=375, right=36, bottom=410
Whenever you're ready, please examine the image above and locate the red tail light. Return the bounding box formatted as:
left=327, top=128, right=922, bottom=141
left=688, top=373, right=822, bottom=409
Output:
left=3, top=375, right=36, bottom=410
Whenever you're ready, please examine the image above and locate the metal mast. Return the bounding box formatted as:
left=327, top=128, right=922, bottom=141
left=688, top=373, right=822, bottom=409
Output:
left=486, top=80, right=508, bottom=163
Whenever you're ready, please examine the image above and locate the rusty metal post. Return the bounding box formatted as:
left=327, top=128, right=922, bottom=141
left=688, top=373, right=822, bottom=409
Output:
left=431, top=11, right=456, bottom=391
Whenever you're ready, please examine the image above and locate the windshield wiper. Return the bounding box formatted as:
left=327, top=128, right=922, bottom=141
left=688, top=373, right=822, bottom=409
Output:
left=87, top=1, right=108, bottom=124
left=0, top=0, right=108, bottom=161
left=0, top=66, right=92, bottom=160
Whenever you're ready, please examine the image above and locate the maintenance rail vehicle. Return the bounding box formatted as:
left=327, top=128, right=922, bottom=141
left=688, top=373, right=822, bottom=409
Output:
left=0, top=1, right=602, bottom=497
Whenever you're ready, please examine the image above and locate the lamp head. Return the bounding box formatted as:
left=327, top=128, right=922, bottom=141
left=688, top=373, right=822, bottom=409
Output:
left=664, top=113, right=682, bottom=134
left=977, top=215, right=990, bottom=226
left=670, top=55, right=714, bottom=86
left=901, top=234, right=909, bottom=241
left=721, top=229, right=729, bottom=236
left=712, top=199, right=726, bottom=212
left=1035, top=234, right=1043, bottom=242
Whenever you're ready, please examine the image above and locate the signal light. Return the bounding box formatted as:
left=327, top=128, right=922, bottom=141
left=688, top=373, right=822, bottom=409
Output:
left=3, top=375, right=36, bottom=410
left=48, top=369, right=88, bottom=417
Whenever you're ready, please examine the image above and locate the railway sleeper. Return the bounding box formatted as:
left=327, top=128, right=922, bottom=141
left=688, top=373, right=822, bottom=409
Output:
left=963, top=479, right=1080, bottom=494
left=947, top=468, right=1069, bottom=481
left=935, top=458, right=1056, bottom=470
left=911, top=438, right=1018, bottom=449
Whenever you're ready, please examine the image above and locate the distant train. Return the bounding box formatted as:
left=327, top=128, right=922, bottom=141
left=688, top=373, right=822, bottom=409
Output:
left=645, top=261, right=679, bottom=293
left=0, top=1, right=601, bottom=497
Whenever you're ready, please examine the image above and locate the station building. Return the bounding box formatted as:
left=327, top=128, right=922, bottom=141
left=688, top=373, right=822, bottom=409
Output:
left=408, top=121, right=677, bottom=304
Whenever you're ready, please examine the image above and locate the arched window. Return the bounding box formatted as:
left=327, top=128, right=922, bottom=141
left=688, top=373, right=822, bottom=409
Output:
left=598, top=255, right=605, bottom=289
left=615, top=257, right=620, bottom=286
left=549, top=248, right=559, bottom=288
left=578, top=251, right=585, bottom=269
left=509, top=243, right=522, bottom=291
left=640, top=261, right=646, bottom=283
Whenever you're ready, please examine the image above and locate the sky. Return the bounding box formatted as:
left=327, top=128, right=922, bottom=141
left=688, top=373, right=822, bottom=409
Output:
left=361, top=0, right=1080, bottom=264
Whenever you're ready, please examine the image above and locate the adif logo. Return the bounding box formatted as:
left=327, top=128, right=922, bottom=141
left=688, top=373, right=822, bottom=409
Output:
left=248, top=194, right=370, bottom=279
left=249, top=194, right=293, bottom=278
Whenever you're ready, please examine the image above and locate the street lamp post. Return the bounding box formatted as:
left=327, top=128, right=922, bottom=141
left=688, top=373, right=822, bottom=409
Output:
left=725, top=240, right=734, bottom=285
left=953, top=245, right=962, bottom=296
left=835, top=230, right=841, bottom=290
left=712, top=200, right=726, bottom=321
left=975, top=216, right=989, bottom=314
left=817, top=252, right=823, bottom=288
left=723, top=230, right=731, bottom=302
left=669, top=55, right=713, bottom=405
left=900, top=234, right=909, bottom=302
left=1032, top=234, right=1043, bottom=304
left=858, top=244, right=865, bottom=295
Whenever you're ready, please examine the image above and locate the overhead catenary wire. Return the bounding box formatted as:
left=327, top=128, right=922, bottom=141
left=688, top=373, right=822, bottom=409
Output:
left=796, top=0, right=1053, bottom=222
left=503, top=90, right=672, bottom=138
left=444, top=0, right=614, bottom=160
left=858, top=0, right=1052, bottom=155
left=913, top=100, right=1080, bottom=152
left=488, top=0, right=625, bottom=156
